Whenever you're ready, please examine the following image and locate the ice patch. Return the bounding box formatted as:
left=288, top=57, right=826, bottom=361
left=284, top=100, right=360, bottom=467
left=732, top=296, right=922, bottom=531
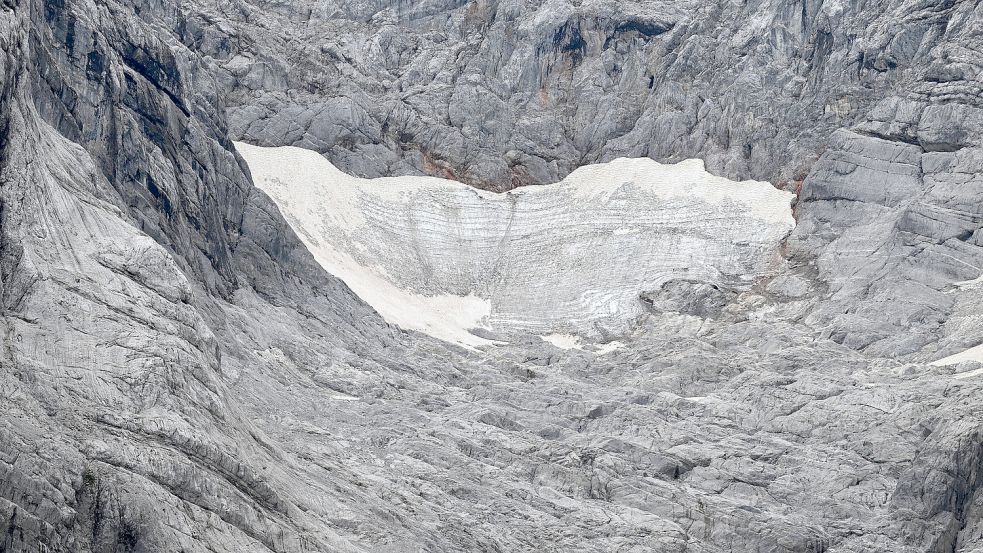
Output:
left=931, top=343, right=983, bottom=367
left=541, top=334, right=583, bottom=350
left=954, top=273, right=983, bottom=287
left=955, top=367, right=983, bottom=379
left=236, top=142, right=794, bottom=348
left=331, top=394, right=361, bottom=401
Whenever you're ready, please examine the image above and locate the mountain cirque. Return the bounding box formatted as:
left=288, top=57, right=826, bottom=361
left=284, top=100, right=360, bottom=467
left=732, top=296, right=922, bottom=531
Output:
left=239, top=141, right=794, bottom=346
left=3, top=0, right=983, bottom=553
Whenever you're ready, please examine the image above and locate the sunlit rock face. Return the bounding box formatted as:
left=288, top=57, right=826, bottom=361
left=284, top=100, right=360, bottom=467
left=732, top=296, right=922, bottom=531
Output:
left=238, top=142, right=795, bottom=346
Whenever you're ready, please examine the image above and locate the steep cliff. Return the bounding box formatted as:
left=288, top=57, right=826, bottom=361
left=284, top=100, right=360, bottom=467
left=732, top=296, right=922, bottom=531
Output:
left=3, top=0, right=983, bottom=552
left=187, top=0, right=982, bottom=190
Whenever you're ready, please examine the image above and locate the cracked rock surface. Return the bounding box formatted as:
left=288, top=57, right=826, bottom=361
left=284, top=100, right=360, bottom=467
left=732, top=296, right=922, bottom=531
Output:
left=3, top=0, right=983, bottom=552
left=191, top=0, right=983, bottom=191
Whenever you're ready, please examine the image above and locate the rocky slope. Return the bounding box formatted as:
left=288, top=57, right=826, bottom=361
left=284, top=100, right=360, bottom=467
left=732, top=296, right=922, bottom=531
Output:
left=2, top=0, right=983, bottom=552
left=188, top=0, right=983, bottom=191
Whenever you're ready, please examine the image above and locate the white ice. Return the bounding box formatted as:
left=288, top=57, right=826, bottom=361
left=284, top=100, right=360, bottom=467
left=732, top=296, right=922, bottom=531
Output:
left=541, top=334, right=583, bottom=350
left=931, top=344, right=983, bottom=368
left=237, top=142, right=794, bottom=348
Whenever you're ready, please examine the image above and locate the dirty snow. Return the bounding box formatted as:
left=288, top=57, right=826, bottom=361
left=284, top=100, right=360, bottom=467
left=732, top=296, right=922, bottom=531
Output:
left=237, top=142, right=794, bottom=348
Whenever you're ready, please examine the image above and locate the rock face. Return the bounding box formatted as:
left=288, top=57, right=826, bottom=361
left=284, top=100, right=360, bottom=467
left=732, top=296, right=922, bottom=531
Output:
left=790, top=129, right=983, bottom=358
left=0, top=0, right=396, bottom=550
left=240, top=142, right=794, bottom=345
left=185, top=0, right=982, bottom=192
left=3, top=0, right=983, bottom=553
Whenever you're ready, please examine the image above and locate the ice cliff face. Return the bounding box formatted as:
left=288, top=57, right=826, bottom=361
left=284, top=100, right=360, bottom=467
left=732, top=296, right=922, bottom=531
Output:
left=4, top=0, right=983, bottom=552
left=239, top=142, right=794, bottom=345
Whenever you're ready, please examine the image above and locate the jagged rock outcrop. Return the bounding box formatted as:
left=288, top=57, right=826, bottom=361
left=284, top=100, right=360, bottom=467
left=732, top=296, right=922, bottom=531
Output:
left=1, top=0, right=395, bottom=549
left=3, top=0, right=983, bottom=552
left=790, top=129, right=983, bottom=357
left=183, top=0, right=981, bottom=192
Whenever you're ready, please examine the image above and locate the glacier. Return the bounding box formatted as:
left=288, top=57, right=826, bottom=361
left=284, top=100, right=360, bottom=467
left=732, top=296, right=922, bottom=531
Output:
left=8, top=0, right=983, bottom=549
left=237, top=142, right=795, bottom=347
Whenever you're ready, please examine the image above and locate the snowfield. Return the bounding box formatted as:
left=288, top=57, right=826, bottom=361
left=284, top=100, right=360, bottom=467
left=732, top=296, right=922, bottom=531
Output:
left=237, top=142, right=795, bottom=347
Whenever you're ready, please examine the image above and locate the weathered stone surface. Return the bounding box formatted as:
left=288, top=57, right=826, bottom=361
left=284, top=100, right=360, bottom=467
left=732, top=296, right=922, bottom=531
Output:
left=184, top=0, right=983, bottom=193
left=789, top=129, right=983, bottom=358
left=2, top=0, right=983, bottom=552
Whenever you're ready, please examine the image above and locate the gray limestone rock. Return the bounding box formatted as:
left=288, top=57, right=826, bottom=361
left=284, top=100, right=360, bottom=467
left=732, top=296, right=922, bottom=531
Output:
left=2, top=0, right=983, bottom=552
left=185, top=0, right=983, bottom=193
